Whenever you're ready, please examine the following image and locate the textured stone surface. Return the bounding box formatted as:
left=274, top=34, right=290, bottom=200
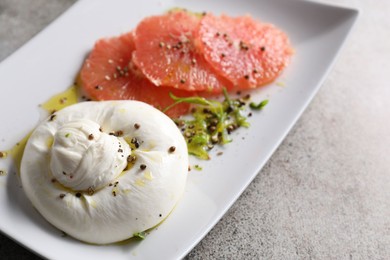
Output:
left=1, top=0, right=389, bottom=259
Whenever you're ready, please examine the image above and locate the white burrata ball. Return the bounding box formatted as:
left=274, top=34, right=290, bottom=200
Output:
left=20, top=101, right=188, bottom=244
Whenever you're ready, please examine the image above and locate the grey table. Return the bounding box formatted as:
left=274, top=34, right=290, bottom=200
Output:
left=1, top=0, right=389, bottom=259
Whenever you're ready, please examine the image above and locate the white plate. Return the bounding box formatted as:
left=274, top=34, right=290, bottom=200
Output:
left=0, top=0, right=358, bottom=259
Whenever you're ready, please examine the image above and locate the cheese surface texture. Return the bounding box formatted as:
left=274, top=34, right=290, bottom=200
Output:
left=21, top=101, right=188, bottom=244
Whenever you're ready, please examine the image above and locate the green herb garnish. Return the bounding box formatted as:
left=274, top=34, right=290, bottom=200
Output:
left=133, top=231, right=146, bottom=240
left=165, top=88, right=251, bottom=160
left=249, top=99, right=268, bottom=110
left=194, top=165, right=202, bottom=171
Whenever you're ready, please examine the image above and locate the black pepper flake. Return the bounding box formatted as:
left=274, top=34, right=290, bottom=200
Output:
left=260, top=46, right=266, bottom=52
left=159, top=214, right=162, bottom=217
left=0, top=151, right=6, bottom=158
left=140, top=164, right=147, bottom=170
left=116, top=130, right=124, bottom=136
left=211, top=135, right=219, bottom=144
left=127, top=155, right=136, bottom=163
left=168, top=146, right=176, bottom=153
left=59, top=193, right=66, bottom=199
left=88, top=134, right=94, bottom=140
left=244, top=75, right=250, bottom=80
left=221, top=53, right=226, bottom=58
left=215, top=32, right=220, bottom=37
left=112, top=191, right=117, bottom=197
left=87, top=186, right=95, bottom=196
left=188, top=165, right=191, bottom=171
left=118, top=149, right=123, bottom=153
left=134, top=123, right=140, bottom=129
left=59, top=97, right=67, bottom=104
left=208, top=125, right=216, bottom=132
left=49, top=114, right=56, bottom=121
left=180, top=79, right=186, bottom=84
left=131, top=137, right=140, bottom=148
left=248, top=112, right=253, bottom=117
left=51, top=178, right=56, bottom=183
left=95, top=85, right=103, bottom=90
left=62, top=171, right=66, bottom=175
left=109, top=183, right=113, bottom=186
left=217, top=152, right=223, bottom=156
left=75, top=192, right=82, bottom=198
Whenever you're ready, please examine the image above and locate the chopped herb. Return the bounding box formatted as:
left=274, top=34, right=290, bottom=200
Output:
left=249, top=99, right=269, bottom=110
left=194, top=165, right=202, bottom=171
left=133, top=231, right=146, bottom=239
left=165, top=88, right=249, bottom=159
left=65, top=133, right=70, bottom=138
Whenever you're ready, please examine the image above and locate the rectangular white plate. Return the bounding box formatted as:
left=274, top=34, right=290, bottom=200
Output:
left=0, top=0, right=358, bottom=259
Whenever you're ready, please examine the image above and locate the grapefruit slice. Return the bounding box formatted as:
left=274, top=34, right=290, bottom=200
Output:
left=132, top=10, right=231, bottom=93
left=78, top=31, right=192, bottom=118
left=197, top=14, right=293, bottom=89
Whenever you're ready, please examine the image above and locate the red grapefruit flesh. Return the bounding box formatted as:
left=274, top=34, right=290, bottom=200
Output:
left=132, top=10, right=232, bottom=93
left=197, top=14, right=293, bottom=89
left=78, top=32, right=192, bottom=118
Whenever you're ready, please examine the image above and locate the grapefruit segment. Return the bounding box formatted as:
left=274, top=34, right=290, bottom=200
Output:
left=132, top=10, right=231, bottom=93
left=197, top=14, right=293, bottom=89
left=78, top=32, right=192, bottom=118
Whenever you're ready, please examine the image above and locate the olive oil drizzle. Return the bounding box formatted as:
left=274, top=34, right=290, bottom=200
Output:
left=0, top=85, right=80, bottom=175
